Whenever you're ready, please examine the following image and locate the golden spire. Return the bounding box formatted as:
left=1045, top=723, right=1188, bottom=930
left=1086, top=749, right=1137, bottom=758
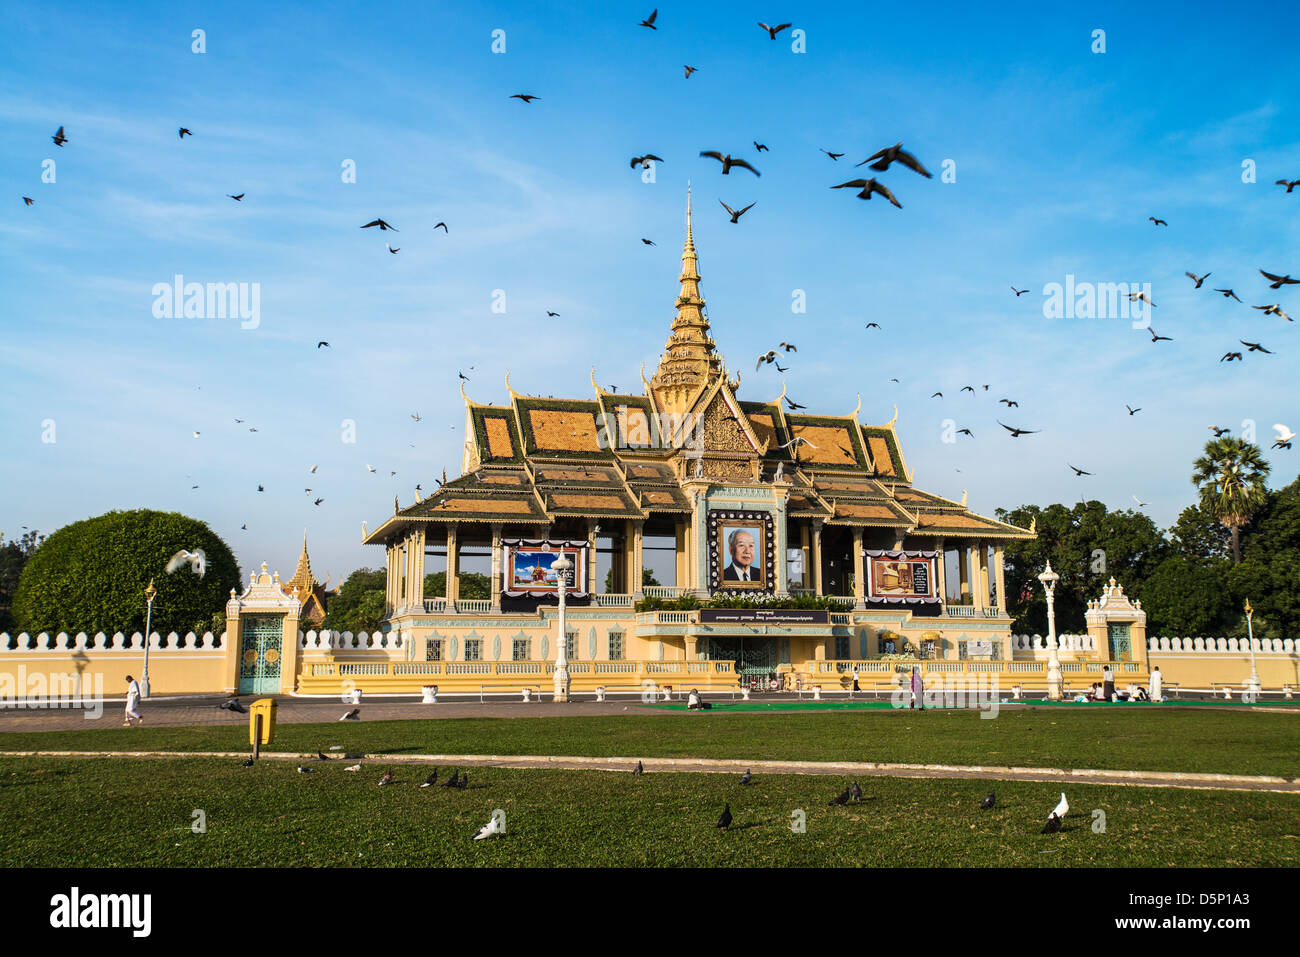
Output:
left=650, top=183, right=722, bottom=414
left=287, top=531, right=318, bottom=593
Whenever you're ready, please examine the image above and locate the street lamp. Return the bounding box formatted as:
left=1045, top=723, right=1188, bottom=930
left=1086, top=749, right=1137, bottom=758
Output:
left=552, top=555, right=572, bottom=702
left=142, top=578, right=157, bottom=698
left=1244, top=600, right=1261, bottom=698
left=1037, top=562, right=1062, bottom=701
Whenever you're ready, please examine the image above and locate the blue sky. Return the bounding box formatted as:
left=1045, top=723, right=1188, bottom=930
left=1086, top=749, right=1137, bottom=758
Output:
left=2, top=0, right=1298, bottom=585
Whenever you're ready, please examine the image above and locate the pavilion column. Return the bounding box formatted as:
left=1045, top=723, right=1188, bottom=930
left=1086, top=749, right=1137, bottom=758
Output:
left=385, top=543, right=397, bottom=614
left=852, top=527, right=866, bottom=610
left=411, top=528, right=426, bottom=609
left=958, top=546, right=970, bottom=600
left=799, top=524, right=811, bottom=590
left=674, top=521, right=687, bottom=590
left=685, top=635, right=698, bottom=661
left=613, top=521, right=627, bottom=593
left=586, top=520, right=599, bottom=594
left=631, top=520, right=645, bottom=599
left=396, top=539, right=408, bottom=611
left=810, top=519, right=825, bottom=596
left=935, top=537, right=947, bottom=604
left=994, top=543, right=1007, bottom=613
left=972, top=543, right=987, bottom=610
left=445, top=526, right=459, bottom=606
left=490, top=524, right=503, bottom=612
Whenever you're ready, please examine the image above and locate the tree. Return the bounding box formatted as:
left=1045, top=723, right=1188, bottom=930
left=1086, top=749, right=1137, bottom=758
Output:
left=996, top=500, right=1167, bottom=634
left=424, top=571, right=491, bottom=600
left=0, top=529, right=45, bottom=633
left=321, top=568, right=385, bottom=633
left=1191, top=437, right=1270, bottom=563
left=604, top=567, right=663, bottom=591
left=1225, top=474, right=1300, bottom=637
left=1167, top=503, right=1233, bottom=563
left=1136, top=556, right=1233, bottom=636
left=12, top=510, right=240, bottom=635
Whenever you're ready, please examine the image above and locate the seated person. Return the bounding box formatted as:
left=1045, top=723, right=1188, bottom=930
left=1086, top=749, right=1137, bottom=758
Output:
left=1133, top=686, right=1149, bottom=701
left=687, top=688, right=702, bottom=710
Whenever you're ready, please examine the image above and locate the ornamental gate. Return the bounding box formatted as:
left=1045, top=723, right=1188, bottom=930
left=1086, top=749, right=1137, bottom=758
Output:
left=1107, top=622, right=1132, bottom=661
left=707, top=637, right=778, bottom=679
left=239, top=615, right=284, bottom=693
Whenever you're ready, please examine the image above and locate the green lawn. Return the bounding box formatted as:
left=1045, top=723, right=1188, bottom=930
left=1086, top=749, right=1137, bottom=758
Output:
left=2, top=709, right=1297, bottom=777
left=2, top=756, right=1295, bottom=867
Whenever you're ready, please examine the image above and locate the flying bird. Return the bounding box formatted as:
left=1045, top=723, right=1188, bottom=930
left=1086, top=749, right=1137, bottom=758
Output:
left=630, top=153, right=664, bottom=169
left=1148, top=328, right=1173, bottom=342
left=22, top=197, right=34, bottom=205
left=831, top=178, right=901, bottom=207
left=411, top=412, right=421, bottom=421
left=1214, top=288, right=1242, bottom=302
left=753, top=141, right=768, bottom=152
left=1208, top=426, right=1231, bottom=436
left=1148, top=217, right=1167, bottom=226
left=1276, top=179, right=1300, bottom=193
left=1126, top=405, right=1141, bottom=416
left=1260, top=269, right=1299, bottom=289
left=165, top=549, right=207, bottom=578
left=1254, top=304, right=1293, bottom=321
left=1011, top=287, right=1028, bottom=296
left=684, top=65, right=696, bottom=78
left=715, top=803, right=732, bottom=830
left=385, top=243, right=399, bottom=254
left=361, top=218, right=397, bottom=231
left=980, top=790, right=995, bottom=810
left=784, top=396, right=806, bottom=410
left=757, top=21, right=792, bottom=39
left=639, top=8, right=658, bottom=29
left=317, top=341, right=329, bottom=348
left=957, top=428, right=973, bottom=437
left=309, top=464, right=318, bottom=472
left=857, top=142, right=932, bottom=178
left=420, top=770, right=438, bottom=788
left=865, top=322, right=880, bottom=329
left=719, top=200, right=755, bottom=223
left=367, top=464, right=377, bottom=472
left=778, top=435, right=817, bottom=450
left=435, top=222, right=448, bottom=232
left=474, top=815, right=504, bottom=840
left=931, top=392, right=943, bottom=398
left=510, top=94, right=539, bottom=103
left=998, top=421, right=1039, bottom=437
left=228, top=193, right=244, bottom=201
left=1240, top=340, right=1272, bottom=353
left=178, top=127, right=192, bottom=138
left=52, top=126, right=67, bottom=146
left=1128, top=291, right=1156, bottom=307
left=1132, top=495, right=1149, bottom=507
left=999, top=399, right=1019, bottom=407
left=1185, top=271, right=1210, bottom=288
left=779, top=342, right=796, bottom=351
left=756, top=350, right=778, bottom=370
left=641, top=238, right=656, bottom=245
left=1273, top=425, right=1295, bottom=450
left=1220, top=352, right=1242, bottom=362
left=821, top=149, right=845, bottom=160
left=774, top=362, right=788, bottom=372
left=1068, top=464, right=1092, bottom=476
left=699, top=151, right=761, bottom=176
left=961, top=385, right=974, bottom=393
left=339, top=708, right=359, bottom=721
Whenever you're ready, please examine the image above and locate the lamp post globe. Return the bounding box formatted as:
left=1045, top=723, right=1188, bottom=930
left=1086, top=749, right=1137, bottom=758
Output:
left=551, top=555, right=572, bottom=702
left=142, top=578, right=157, bottom=698
left=1037, top=563, right=1062, bottom=701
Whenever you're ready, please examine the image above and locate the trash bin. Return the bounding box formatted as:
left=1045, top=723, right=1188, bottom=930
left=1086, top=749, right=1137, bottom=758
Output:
left=249, top=698, right=277, bottom=747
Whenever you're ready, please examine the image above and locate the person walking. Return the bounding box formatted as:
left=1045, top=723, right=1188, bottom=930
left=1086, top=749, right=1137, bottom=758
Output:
left=910, top=667, right=924, bottom=710
left=1102, top=665, right=1114, bottom=702
left=124, top=675, right=143, bottom=726
left=1149, top=666, right=1162, bottom=703
left=852, top=666, right=860, bottom=693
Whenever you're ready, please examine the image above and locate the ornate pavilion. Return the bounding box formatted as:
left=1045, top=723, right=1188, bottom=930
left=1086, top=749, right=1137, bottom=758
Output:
left=354, top=194, right=1036, bottom=687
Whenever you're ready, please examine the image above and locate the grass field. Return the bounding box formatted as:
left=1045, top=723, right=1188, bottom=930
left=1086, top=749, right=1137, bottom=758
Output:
left=3, top=709, right=1297, bottom=777
left=2, top=756, right=1297, bottom=867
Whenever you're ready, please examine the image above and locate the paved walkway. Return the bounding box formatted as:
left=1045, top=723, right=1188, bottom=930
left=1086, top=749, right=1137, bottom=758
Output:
left=0, top=692, right=1290, bottom=732
left=2, top=748, right=1296, bottom=794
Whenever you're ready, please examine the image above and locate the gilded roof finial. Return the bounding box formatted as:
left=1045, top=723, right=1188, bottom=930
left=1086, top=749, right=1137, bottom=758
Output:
left=961, top=489, right=968, bottom=508
left=887, top=403, right=899, bottom=428
left=505, top=370, right=519, bottom=399
left=850, top=393, right=862, bottom=420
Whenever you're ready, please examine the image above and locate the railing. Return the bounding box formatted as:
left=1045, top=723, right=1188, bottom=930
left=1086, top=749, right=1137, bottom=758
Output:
left=942, top=605, right=1003, bottom=618
left=643, top=586, right=688, bottom=599
left=593, top=594, right=634, bottom=607
left=830, top=613, right=853, bottom=625
left=828, top=596, right=856, bottom=607
left=455, top=599, right=492, bottom=614
left=423, top=598, right=448, bottom=614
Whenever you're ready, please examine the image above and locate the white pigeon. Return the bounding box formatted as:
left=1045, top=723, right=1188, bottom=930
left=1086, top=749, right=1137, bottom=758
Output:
left=192, top=431, right=200, bottom=438
left=297, top=765, right=314, bottom=774
left=474, top=816, right=504, bottom=840
left=366, top=464, right=377, bottom=473
left=165, top=548, right=207, bottom=578
left=1052, top=793, right=1069, bottom=819
left=309, top=464, right=318, bottom=473
left=344, top=764, right=362, bottom=772
left=1273, top=424, right=1296, bottom=448
left=1131, top=495, right=1149, bottom=507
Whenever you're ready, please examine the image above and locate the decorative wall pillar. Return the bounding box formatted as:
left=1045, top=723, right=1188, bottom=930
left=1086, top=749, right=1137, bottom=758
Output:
left=852, top=527, right=866, bottom=610
left=958, top=546, right=970, bottom=599
left=974, top=543, right=988, bottom=610
left=685, top=635, right=698, bottom=661
left=490, top=524, right=503, bottom=612
left=810, top=519, right=824, bottom=596
left=411, top=528, right=427, bottom=608
left=586, top=519, right=599, bottom=594
left=799, top=524, right=812, bottom=589
left=674, top=520, right=688, bottom=590
left=385, top=544, right=396, bottom=614
left=631, top=520, right=645, bottom=598
left=993, top=544, right=1006, bottom=612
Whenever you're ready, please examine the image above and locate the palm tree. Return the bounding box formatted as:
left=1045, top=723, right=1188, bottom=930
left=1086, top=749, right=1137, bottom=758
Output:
left=1190, top=438, right=1270, bottom=563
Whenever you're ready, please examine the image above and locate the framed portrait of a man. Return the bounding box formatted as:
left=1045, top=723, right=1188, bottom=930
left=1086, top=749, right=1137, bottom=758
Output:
left=706, top=509, right=776, bottom=592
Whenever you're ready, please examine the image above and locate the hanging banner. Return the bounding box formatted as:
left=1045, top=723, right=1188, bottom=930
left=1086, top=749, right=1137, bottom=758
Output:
left=865, top=549, right=939, bottom=603
left=501, top=539, right=588, bottom=598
